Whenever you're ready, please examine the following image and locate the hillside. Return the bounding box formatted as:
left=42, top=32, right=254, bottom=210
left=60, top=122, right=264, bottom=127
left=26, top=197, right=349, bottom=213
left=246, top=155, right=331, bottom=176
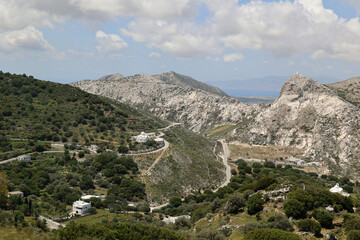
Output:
left=71, top=72, right=260, bottom=132
left=0, top=72, right=164, bottom=143
left=0, top=71, right=225, bottom=201
left=327, top=77, right=360, bottom=107
left=234, top=73, right=360, bottom=177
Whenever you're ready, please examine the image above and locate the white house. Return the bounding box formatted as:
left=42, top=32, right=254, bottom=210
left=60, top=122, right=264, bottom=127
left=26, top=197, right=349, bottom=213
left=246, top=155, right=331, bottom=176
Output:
left=72, top=200, right=91, bottom=215
left=330, top=183, right=350, bottom=197
left=163, top=215, right=191, bottom=224
left=8, top=191, right=24, bottom=198
left=135, top=132, right=150, bottom=143
left=80, top=195, right=104, bottom=201
left=17, top=155, right=31, bottom=163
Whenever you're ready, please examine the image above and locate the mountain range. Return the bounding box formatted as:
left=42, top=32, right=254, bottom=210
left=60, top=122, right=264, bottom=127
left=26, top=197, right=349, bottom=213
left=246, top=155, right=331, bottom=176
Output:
left=72, top=71, right=360, bottom=178
left=72, top=71, right=259, bottom=132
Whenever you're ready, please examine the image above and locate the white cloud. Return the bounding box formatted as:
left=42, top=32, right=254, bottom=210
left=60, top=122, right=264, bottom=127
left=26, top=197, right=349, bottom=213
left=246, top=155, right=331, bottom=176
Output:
left=0, top=26, right=52, bottom=52
left=203, top=0, right=360, bottom=62
left=0, top=0, right=54, bottom=31
left=148, top=52, right=161, bottom=58
left=223, top=53, right=244, bottom=62
left=1, top=0, right=360, bottom=63
left=122, top=19, right=220, bottom=58
left=95, top=31, right=128, bottom=53
left=28, top=0, right=196, bottom=21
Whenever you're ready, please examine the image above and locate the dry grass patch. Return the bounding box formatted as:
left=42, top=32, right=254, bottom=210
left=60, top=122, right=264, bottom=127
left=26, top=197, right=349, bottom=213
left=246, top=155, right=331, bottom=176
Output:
left=228, top=143, right=304, bottom=160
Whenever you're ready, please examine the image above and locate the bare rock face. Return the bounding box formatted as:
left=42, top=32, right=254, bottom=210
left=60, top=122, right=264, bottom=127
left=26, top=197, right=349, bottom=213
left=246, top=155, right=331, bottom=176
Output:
left=71, top=72, right=260, bottom=132
left=237, top=73, right=360, bottom=177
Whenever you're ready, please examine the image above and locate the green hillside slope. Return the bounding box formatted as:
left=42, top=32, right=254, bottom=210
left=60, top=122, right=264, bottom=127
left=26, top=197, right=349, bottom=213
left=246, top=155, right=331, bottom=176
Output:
left=0, top=71, right=165, bottom=143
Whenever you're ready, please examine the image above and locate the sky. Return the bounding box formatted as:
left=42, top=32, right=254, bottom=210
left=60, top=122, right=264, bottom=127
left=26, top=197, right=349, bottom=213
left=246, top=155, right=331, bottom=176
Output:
left=1, top=0, right=360, bottom=95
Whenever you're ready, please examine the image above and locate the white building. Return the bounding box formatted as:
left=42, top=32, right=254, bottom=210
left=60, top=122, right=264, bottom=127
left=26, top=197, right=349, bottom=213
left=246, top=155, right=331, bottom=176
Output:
left=163, top=215, right=191, bottom=224
left=80, top=195, right=101, bottom=201
left=72, top=200, right=91, bottom=215
left=135, top=132, right=150, bottom=143
left=330, top=183, right=350, bottom=197
left=8, top=191, right=24, bottom=198
left=17, top=155, right=31, bottom=163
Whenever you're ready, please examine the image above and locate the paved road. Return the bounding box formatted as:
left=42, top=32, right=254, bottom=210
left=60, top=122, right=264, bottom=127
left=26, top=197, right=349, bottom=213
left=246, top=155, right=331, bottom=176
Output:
left=150, top=202, right=169, bottom=212
left=125, top=139, right=169, bottom=157
left=38, top=215, right=65, bottom=230
left=0, top=156, right=19, bottom=165
left=0, top=150, right=77, bottom=165
left=214, top=140, right=231, bottom=192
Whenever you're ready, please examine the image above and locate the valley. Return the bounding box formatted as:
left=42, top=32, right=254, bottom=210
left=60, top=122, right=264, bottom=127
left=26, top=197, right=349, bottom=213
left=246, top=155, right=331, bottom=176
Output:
left=1, top=70, right=360, bottom=240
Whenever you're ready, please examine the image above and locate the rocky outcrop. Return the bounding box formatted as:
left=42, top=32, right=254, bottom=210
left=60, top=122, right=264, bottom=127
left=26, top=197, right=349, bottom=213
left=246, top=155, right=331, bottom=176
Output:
left=236, top=73, right=360, bottom=177
left=71, top=72, right=259, bottom=132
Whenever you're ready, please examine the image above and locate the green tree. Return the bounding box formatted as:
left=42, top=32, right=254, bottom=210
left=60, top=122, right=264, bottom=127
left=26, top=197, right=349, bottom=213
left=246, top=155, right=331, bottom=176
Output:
left=264, top=161, right=275, bottom=168
left=284, top=199, right=307, bottom=219
left=118, top=145, right=129, bottom=154
left=244, top=229, right=301, bottom=240
left=226, top=193, right=246, bottom=214
left=0, top=172, right=9, bottom=208
left=313, top=209, right=333, bottom=229
left=78, top=151, right=85, bottom=158
left=79, top=175, right=95, bottom=190
left=169, top=196, right=182, bottom=208
left=247, top=193, right=264, bottom=215
left=297, top=219, right=322, bottom=237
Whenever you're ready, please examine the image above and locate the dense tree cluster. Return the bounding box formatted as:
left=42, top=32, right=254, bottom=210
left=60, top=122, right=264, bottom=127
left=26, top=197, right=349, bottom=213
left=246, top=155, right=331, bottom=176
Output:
left=57, top=222, right=187, bottom=240
left=244, top=229, right=301, bottom=240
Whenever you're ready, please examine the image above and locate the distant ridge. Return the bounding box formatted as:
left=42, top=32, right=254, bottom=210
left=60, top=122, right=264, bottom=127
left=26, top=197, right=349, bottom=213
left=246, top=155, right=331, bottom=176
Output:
left=154, top=71, right=229, bottom=97
left=327, top=77, right=360, bottom=107
left=99, top=73, right=124, bottom=81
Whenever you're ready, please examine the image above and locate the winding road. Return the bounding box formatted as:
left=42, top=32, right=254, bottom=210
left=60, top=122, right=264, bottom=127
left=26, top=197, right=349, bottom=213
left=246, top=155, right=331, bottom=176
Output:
left=214, top=140, right=232, bottom=192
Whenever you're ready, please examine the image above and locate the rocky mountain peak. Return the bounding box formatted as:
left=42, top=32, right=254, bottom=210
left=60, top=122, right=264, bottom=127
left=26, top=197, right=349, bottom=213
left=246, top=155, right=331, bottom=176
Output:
left=280, top=73, right=331, bottom=97
left=153, top=71, right=229, bottom=97
left=99, top=73, right=124, bottom=81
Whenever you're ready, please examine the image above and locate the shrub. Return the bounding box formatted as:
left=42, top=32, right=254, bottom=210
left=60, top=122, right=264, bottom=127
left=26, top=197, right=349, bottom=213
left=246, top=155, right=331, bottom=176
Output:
left=169, top=196, right=182, bottom=208
left=174, top=217, right=191, bottom=230
left=284, top=199, right=307, bottom=219
left=253, top=177, right=277, bottom=191
left=348, top=230, right=360, bottom=240
left=88, top=208, right=97, bottom=215
left=297, top=219, right=322, bottom=237
left=244, top=229, right=301, bottom=240
left=118, top=145, right=129, bottom=154
left=226, top=193, right=246, bottom=214
left=264, top=161, right=275, bottom=168
left=78, top=151, right=85, bottom=158
left=247, top=193, right=264, bottom=215
left=345, top=217, right=360, bottom=232
left=266, top=214, right=293, bottom=232
left=196, top=229, right=225, bottom=240
left=313, top=209, right=333, bottom=229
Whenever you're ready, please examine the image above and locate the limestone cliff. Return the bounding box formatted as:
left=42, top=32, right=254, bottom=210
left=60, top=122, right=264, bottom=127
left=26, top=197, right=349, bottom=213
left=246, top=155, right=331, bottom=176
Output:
left=71, top=72, right=259, bottom=132
left=236, top=73, right=360, bottom=176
